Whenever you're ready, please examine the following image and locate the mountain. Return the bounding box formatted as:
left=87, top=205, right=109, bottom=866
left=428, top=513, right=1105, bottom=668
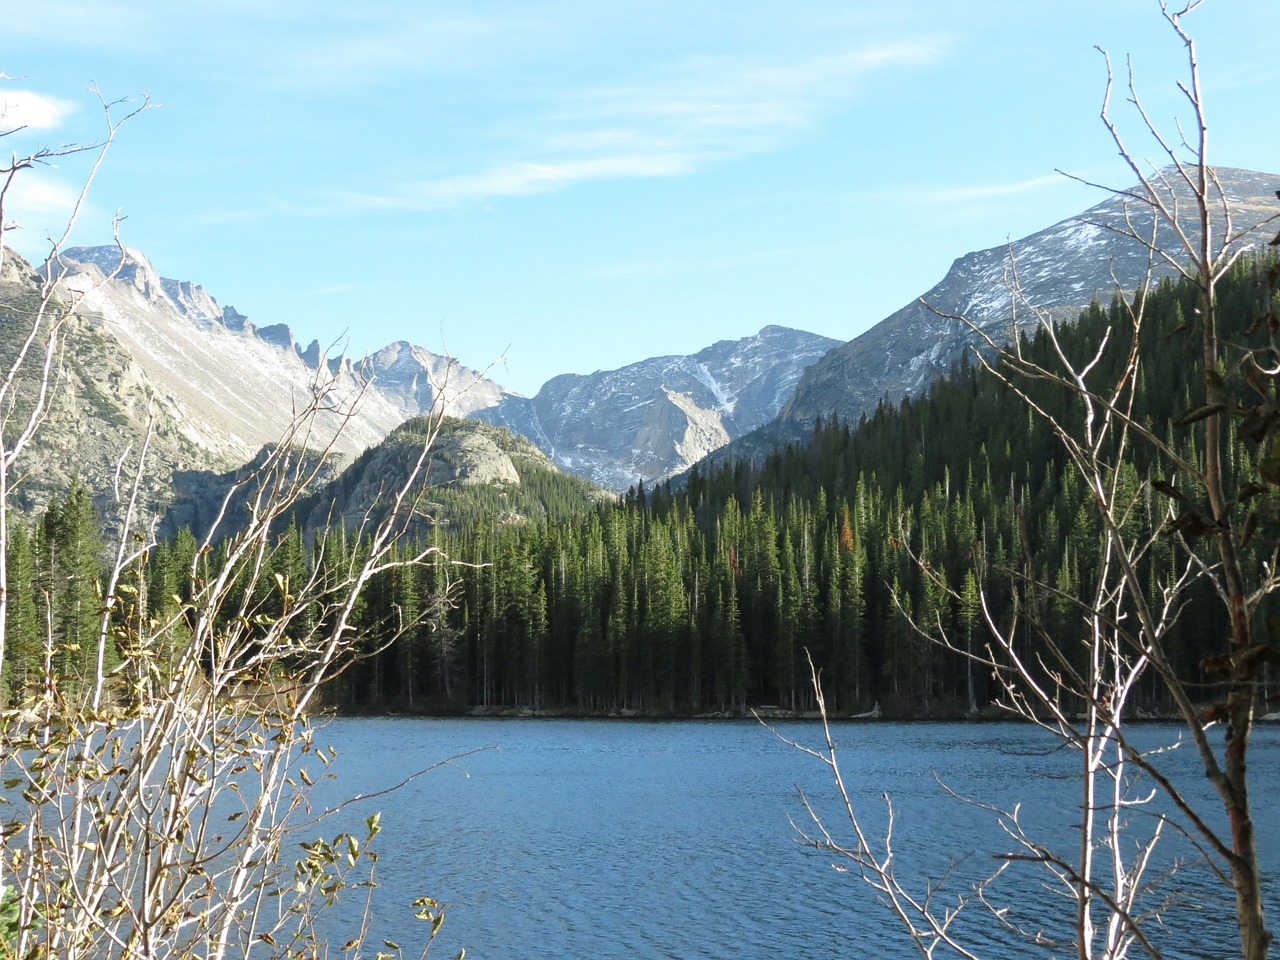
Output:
left=358, top=340, right=540, bottom=437
left=9, top=245, right=539, bottom=519
left=517, top=325, right=840, bottom=491
left=36, top=247, right=837, bottom=503
left=13, top=243, right=805, bottom=523
left=55, top=247, right=430, bottom=463
left=0, top=251, right=213, bottom=515
left=291, top=416, right=612, bottom=535
left=778, top=167, right=1280, bottom=431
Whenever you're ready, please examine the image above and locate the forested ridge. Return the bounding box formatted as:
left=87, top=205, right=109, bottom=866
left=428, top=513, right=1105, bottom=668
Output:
left=8, top=256, right=1279, bottom=717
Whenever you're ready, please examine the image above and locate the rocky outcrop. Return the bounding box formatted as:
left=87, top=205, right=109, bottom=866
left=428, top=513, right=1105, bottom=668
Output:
left=290, top=417, right=610, bottom=535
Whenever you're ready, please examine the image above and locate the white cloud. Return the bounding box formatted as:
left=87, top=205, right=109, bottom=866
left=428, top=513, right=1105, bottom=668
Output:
left=5, top=175, right=83, bottom=219
left=0, top=174, right=97, bottom=261
left=418, top=154, right=699, bottom=205
left=912, top=174, right=1070, bottom=204
left=330, top=154, right=699, bottom=211
left=341, top=38, right=948, bottom=211
left=0, top=90, right=77, bottom=132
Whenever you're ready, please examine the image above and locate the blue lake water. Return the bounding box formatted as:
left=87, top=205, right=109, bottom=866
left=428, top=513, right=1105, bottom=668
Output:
left=305, top=719, right=1280, bottom=959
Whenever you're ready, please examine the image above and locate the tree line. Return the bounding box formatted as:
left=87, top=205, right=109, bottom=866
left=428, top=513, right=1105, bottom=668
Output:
left=4, top=255, right=1277, bottom=717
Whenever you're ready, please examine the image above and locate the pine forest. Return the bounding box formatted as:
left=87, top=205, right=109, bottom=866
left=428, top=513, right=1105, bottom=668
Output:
left=9, top=255, right=1280, bottom=719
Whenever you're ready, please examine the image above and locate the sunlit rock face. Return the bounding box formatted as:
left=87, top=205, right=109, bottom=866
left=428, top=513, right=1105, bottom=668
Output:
left=525, top=325, right=839, bottom=491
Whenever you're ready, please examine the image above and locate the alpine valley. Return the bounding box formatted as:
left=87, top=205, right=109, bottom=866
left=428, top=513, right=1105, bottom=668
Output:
left=2, top=166, right=1277, bottom=527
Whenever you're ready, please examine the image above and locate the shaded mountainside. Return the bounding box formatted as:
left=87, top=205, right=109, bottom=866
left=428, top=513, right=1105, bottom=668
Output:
left=780, top=167, right=1280, bottom=431
left=0, top=252, right=211, bottom=516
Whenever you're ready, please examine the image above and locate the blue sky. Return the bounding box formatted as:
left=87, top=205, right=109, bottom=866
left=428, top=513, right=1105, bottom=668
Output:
left=5, top=1, right=1279, bottom=397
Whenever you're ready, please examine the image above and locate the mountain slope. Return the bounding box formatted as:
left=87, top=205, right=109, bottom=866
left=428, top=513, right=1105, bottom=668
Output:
left=55, top=247, right=410, bottom=462
left=780, top=166, right=1280, bottom=429
left=523, top=325, right=839, bottom=490
left=293, top=416, right=612, bottom=534
left=0, top=251, right=217, bottom=515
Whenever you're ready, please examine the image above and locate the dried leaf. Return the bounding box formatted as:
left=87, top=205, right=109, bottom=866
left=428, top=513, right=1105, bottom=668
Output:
left=1175, top=402, right=1227, bottom=428
left=1150, top=479, right=1188, bottom=502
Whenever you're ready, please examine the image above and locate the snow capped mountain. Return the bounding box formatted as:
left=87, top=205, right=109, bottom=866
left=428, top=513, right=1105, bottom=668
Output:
left=524, top=325, right=840, bottom=490
left=55, top=246, right=407, bottom=462
left=13, top=167, right=1276, bottom=515
left=780, top=166, right=1280, bottom=429
left=21, top=247, right=835, bottom=513
left=360, top=340, right=530, bottom=424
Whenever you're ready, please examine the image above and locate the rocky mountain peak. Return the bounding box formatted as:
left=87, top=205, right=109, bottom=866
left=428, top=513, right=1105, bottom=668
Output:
left=521, top=325, right=840, bottom=490
left=61, top=245, right=228, bottom=329
left=60, top=245, right=162, bottom=298
left=779, top=165, right=1280, bottom=429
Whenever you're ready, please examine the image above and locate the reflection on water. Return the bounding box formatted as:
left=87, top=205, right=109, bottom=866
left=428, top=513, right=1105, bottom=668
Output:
left=302, top=719, right=1279, bottom=959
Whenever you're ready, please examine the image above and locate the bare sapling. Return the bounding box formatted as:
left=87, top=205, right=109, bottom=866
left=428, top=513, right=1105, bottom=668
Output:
left=782, top=4, right=1277, bottom=959
left=0, top=85, right=478, bottom=959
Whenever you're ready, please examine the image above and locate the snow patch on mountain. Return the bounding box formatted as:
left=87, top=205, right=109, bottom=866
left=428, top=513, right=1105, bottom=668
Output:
left=526, top=325, right=839, bottom=490
left=782, top=166, right=1280, bottom=430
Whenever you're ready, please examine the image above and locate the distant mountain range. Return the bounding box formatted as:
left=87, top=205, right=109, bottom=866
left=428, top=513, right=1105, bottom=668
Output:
left=501, top=325, right=838, bottom=490
left=0, top=243, right=837, bottom=521
left=704, top=166, right=1280, bottom=470
left=2, top=165, right=1275, bottom=524
left=44, top=244, right=836, bottom=497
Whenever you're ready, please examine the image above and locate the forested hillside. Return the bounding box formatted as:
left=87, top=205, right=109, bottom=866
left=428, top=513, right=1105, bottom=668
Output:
left=7, top=256, right=1277, bottom=717
left=364, top=254, right=1273, bottom=716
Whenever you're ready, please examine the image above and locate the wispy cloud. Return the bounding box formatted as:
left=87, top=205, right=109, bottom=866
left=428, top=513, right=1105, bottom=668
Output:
left=298, top=282, right=357, bottom=297
left=340, top=154, right=701, bottom=209
left=0, top=89, right=77, bottom=132
left=8, top=176, right=84, bottom=215
left=1, top=173, right=100, bottom=261
left=909, top=174, right=1070, bottom=204
left=587, top=240, right=858, bottom=280
left=267, top=11, right=548, bottom=88
left=344, top=38, right=948, bottom=210
left=7, top=3, right=155, bottom=49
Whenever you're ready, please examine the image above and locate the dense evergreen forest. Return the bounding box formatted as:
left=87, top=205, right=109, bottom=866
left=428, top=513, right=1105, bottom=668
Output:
left=7, top=256, right=1279, bottom=717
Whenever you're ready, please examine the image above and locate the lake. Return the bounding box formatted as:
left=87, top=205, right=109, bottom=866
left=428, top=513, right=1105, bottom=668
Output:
left=306, top=719, right=1280, bottom=959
